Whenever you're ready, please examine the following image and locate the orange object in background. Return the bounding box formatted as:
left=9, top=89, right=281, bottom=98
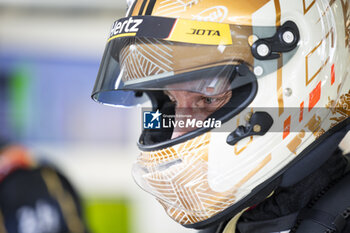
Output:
left=0, top=142, right=89, bottom=233
left=0, top=145, right=33, bottom=182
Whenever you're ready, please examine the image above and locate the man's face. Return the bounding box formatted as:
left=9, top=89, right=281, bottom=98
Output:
left=164, top=90, right=232, bottom=139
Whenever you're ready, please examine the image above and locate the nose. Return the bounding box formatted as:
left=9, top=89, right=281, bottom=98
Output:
left=170, top=92, right=204, bottom=139
left=171, top=109, right=196, bottom=139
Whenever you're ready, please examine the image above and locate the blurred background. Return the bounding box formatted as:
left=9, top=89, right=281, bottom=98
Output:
left=0, top=1, right=349, bottom=233
left=0, top=1, right=196, bottom=232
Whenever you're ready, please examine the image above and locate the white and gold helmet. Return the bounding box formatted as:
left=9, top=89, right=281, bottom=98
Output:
left=92, top=0, right=350, bottom=229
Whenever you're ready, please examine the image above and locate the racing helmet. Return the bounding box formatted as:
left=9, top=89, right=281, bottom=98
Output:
left=92, top=0, right=350, bottom=229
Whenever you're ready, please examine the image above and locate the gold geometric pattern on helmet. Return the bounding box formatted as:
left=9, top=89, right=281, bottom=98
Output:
left=303, top=0, right=316, bottom=15
left=305, top=114, right=326, bottom=139
left=340, top=0, right=350, bottom=49
left=326, top=89, right=350, bottom=127
left=120, top=38, right=174, bottom=82
left=305, top=29, right=334, bottom=86
left=150, top=0, right=270, bottom=25
left=139, top=133, right=272, bottom=224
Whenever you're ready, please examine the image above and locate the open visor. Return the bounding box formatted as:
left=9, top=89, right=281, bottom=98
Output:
left=92, top=16, right=296, bottom=107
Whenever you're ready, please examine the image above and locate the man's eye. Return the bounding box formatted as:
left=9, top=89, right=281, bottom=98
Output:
left=204, top=97, right=215, bottom=104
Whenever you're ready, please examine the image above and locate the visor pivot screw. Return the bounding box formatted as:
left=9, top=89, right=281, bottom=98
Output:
left=284, top=88, right=293, bottom=97
left=254, top=66, right=264, bottom=76
left=253, top=124, right=262, bottom=133
left=282, top=31, right=295, bottom=44
left=256, top=43, right=270, bottom=57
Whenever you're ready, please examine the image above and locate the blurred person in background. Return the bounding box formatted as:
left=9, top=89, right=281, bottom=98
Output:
left=92, top=0, right=350, bottom=232
left=0, top=138, right=89, bottom=233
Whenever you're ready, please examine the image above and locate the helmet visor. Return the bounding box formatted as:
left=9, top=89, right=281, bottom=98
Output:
left=92, top=16, right=280, bottom=107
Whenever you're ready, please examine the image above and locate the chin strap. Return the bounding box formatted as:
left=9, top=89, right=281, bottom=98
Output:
left=223, top=208, right=249, bottom=233
left=223, top=192, right=276, bottom=233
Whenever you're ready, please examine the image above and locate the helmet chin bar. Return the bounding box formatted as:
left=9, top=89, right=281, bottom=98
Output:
left=251, top=21, right=300, bottom=60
